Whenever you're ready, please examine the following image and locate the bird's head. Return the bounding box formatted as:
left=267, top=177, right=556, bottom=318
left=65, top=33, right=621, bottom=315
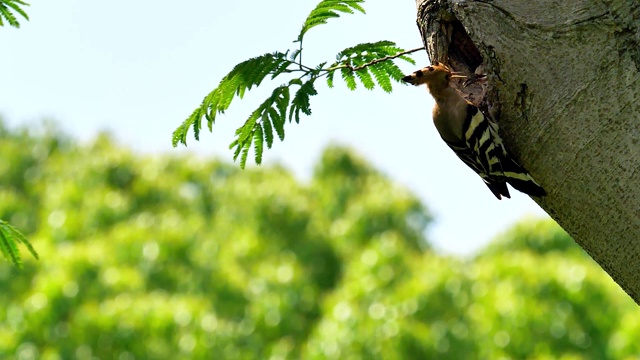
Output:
left=401, top=62, right=465, bottom=86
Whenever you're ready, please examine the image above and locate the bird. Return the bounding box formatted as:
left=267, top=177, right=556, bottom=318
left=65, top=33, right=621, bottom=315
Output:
left=401, top=62, right=546, bottom=200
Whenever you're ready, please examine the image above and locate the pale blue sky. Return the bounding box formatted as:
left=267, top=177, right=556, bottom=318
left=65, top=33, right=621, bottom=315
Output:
left=0, top=0, right=548, bottom=255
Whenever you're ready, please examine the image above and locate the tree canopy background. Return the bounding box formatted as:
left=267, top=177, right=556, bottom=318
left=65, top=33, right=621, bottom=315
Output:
left=0, top=120, right=638, bottom=360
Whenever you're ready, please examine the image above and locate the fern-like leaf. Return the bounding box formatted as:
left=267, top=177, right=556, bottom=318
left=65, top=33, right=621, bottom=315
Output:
left=381, top=61, right=407, bottom=82
left=326, top=65, right=336, bottom=88
left=3, top=0, right=28, bottom=18
left=0, top=7, right=17, bottom=27
left=275, top=85, right=290, bottom=119
left=0, top=0, right=29, bottom=28
left=297, top=0, right=365, bottom=42
left=0, top=226, right=20, bottom=267
left=236, top=109, right=260, bottom=147
left=253, top=124, right=264, bottom=165
left=230, top=86, right=290, bottom=168
left=263, top=113, right=274, bottom=148
left=0, top=219, right=37, bottom=268
left=173, top=52, right=291, bottom=147
left=172, top=0, right=426, bottom=169
left=240, top=140, right=251, bottom=169
left=172, top=106, right=204, bottom=146
left=340, top=67, right=357, bottom=90
left=289, top=80, right=318, bottom=123
left=273, top=110, right=285, bottom=141
left=6, top=222, right=37, bottom=260
left=398, top=55, right=416, bottom=65
left=289, top=48, right=302, bottom=62
left=337, top=41, right=408, bottom=62
left=329, top=41, right=417, bottom=92
left=337, top=41, right=389, bottom=58
left=354, top=68, right=375, bottom=90
left=368, top=63, right=393, bottom=93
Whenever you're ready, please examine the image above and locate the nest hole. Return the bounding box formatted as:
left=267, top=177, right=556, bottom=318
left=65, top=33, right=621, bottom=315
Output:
left=447, top=19, right=483, bottom=74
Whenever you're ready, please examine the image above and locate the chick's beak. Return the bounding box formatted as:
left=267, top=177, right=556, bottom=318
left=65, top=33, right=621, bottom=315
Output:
left=462, top=74, right=487, bottom=87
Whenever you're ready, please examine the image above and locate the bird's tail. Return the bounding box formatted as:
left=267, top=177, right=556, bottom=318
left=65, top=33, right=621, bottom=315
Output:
left=501, top=158, right=546, bottom=197
left=484, top=180, right=511, bottom=200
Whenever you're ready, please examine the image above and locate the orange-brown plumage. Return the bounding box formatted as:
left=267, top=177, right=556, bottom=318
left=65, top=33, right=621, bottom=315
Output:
left=402, top=63, right=546, bottom=200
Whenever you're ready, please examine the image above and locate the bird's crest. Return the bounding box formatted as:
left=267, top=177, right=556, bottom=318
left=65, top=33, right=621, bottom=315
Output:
left=401, top=62, right=464, bottom=86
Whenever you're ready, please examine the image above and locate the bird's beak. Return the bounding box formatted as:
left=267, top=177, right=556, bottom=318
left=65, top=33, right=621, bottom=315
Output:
left=401, top=75, right=414, bottom=84
left=450, top=72, right=467, bottom=79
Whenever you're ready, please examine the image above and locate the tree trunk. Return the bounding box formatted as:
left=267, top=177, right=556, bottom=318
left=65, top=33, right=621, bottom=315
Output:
left=414, top=0, right=640, bottom=303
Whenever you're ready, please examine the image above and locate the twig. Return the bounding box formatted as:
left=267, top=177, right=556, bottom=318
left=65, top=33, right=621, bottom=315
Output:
left=292, top=61, right=314, bottom=72
left=328, top=46, right=425, bottom=72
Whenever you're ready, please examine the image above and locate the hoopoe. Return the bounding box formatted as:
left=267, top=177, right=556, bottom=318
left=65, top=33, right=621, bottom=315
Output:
left=402, top=62, right=545, bottom=200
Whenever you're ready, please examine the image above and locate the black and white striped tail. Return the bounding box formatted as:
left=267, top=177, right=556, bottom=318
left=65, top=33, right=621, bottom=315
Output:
left=499, top=155, right=546, bottom=197
left=445, top=104, right=546, bottom=200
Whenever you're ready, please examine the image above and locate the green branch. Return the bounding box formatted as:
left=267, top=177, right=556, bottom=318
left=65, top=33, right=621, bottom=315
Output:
left=173, top=0, right=424, bottom=169
left=0, top=0, right=29, bottom=28
left=327, top=46, right=425, bottom=72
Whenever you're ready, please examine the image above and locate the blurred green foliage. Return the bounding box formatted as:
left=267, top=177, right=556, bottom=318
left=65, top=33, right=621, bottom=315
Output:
left=0, top=119, right=637, bottom=359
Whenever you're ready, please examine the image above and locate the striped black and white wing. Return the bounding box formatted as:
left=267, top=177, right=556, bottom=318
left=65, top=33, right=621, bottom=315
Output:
left=483, top=115, right=546, bottom=198
left=445, top=139, right=510, bottom=199
left=448, top=104, right=546, bottom=199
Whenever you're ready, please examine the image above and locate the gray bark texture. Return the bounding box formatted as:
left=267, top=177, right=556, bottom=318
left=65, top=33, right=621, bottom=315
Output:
left=414, top=0, right=640, bottom=303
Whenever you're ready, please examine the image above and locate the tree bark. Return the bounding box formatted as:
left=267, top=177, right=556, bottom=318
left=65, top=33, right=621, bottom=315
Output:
left=415, top=0, right=640, bottom=303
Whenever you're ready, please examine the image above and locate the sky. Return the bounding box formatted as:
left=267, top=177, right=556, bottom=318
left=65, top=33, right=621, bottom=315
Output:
left=0, top=0, right=549, bottom=255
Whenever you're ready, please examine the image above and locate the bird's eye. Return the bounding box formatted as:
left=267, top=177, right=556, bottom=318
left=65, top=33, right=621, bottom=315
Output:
left=415, top=70, right=423, bottom=77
